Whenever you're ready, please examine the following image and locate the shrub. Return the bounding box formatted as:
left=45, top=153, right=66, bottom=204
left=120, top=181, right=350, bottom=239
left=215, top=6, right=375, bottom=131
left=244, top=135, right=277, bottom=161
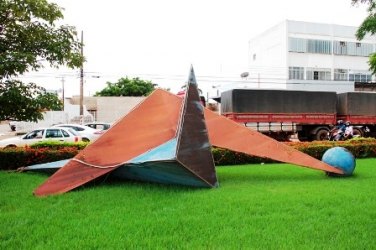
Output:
left=0, top=142, right=87, bottom=171
left=1, top=138, right=376, bottom=170
left=30, top=141, right=89, bottom=150
left=212, top=147, right=273, bottom=166
left=214, top=138, right=376, bottom=166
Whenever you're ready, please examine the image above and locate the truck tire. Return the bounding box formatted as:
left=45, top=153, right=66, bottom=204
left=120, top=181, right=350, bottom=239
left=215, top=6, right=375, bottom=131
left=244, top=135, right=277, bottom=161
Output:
left=297, top=131, right=308, bottom=142
left=315, top=128, right=329, bottom=141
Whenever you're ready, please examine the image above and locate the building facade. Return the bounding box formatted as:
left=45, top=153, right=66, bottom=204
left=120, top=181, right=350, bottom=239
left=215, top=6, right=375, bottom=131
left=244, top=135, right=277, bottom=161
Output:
left=248, top=20, right=376, bottom=92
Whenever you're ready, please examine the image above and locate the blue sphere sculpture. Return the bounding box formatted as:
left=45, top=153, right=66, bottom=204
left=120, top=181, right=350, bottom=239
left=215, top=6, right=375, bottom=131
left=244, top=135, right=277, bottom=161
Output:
left=322, top=147, right=356, bottom=177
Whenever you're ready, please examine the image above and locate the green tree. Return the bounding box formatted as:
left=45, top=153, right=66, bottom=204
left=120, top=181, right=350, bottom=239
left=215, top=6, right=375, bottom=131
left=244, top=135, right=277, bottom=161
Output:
left=353, top=0, right=376, bottom=74
left=95, top=77, right=156, bottom=97
left=0, top=80, right=62, bottom=121
left=0, top=0, right=83, bottom=121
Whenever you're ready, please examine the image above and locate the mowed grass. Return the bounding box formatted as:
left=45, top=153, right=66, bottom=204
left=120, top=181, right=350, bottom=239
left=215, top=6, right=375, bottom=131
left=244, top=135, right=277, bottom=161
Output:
left=1, top=159, right=376, bottom=249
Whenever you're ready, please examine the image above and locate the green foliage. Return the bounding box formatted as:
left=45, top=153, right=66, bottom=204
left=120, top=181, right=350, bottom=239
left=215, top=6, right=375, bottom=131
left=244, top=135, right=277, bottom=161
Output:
left=30, top=140, right=89, bottom=150
left=288, top=137, right=376, bottom=159
left=95, top=77, right=155, bottom=97
left=0, top=146, right=80, bottom=170
left=212, top=147, right=274, bottom=165
left=0, top=141, right=87, bottom=170
left=1, top=159, right=376, bottom=248
left=368, top=52, right=376, bottom=75
left=0, top=0, right=83, bottom=76
left=352, top=0, right=376, bottom=74
left=0, top=0, right=83, bottom=121
left=352, top=0, right=376, bottom=14
left=0, top=80, right=62, bottom=121
left=213, top=138, right=376, bottom=165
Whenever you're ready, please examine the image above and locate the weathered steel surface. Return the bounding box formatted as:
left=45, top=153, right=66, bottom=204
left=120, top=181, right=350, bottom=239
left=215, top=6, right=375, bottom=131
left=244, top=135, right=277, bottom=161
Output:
left=34, top=67, right=218, bottom=196
left=204, top=108, right=343, bottom=174
left=34, top=90, right=182, bottom=196
left=221, top=89, right=337, bottom=114
left=33, top=69, right=343, bottom=197
left=176, top=67, right=218, bottom=187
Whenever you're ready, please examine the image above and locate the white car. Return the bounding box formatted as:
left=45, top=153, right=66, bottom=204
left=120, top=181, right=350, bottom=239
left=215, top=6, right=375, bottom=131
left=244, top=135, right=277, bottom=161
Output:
left=0, top=127, right=82, bottom=148
left=84, top=122, right=112, bottom=131
left=53, top=124, right=104, bottom=142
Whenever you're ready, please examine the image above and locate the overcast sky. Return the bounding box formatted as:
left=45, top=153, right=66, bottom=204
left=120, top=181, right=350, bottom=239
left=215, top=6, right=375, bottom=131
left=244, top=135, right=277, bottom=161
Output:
left=22, top=0, right=369, bottom=97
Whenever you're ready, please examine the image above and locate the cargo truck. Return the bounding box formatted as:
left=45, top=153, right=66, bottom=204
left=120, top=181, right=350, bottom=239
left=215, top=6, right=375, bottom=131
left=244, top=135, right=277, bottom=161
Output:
left=218, top=89, right=376, bottom=141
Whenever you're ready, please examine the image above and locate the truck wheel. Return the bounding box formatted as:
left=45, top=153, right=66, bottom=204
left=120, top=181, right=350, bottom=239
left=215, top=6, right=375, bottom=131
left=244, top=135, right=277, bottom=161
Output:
left=297, top=131, right=308, bottom=142
left=315, top=129, right=329, bottom=141
left=353, top=127, right=363, bottom=137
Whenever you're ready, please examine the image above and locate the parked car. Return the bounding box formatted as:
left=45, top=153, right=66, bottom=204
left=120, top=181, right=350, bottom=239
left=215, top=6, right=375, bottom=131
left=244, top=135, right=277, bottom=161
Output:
left=52, top=124, right=104, bottom=142
left=84, top=122, right=112, bottom=131
left=0, top=127, right=81, bottom=148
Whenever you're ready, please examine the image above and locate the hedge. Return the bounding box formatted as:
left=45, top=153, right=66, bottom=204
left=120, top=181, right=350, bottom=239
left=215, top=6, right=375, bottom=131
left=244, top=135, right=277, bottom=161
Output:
left=1, top=138, right=376, bottom=171
left=0, top=141, right=89, bottom=171
left=213, top=137, right=376, bottom=165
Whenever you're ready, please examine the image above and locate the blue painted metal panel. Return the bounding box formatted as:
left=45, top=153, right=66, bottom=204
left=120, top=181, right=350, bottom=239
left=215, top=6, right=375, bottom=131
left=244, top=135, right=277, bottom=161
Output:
left=24, top=159, right=70, bottom=173
left=112, top=161, right=210, bottom=187
left=128, top=138, right=177, bottom=164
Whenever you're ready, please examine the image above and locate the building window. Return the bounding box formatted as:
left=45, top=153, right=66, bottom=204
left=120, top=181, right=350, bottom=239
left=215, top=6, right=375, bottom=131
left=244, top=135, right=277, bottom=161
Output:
left=306, top=68, right=331, bottom=80
left=307, top=39, right=332, bottom=54
left=289, top=37, right=306, bottom=52
left=289, top=37, right=331, bottom=54
left=334, top=41, right=373, bottom=56
left=313, top=71, right=319, bottom=80
left=334, top=41, right=347, bottom=55
left=334, top=69, right=348, bottom=81
left=349, top=71, right=372, bottom=82
left=289, top=67, right=304, bottom=80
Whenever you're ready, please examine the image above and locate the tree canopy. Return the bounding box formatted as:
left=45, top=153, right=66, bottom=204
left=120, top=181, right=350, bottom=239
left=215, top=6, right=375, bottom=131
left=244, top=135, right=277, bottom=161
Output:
left=95, top=77, right=156, bottom=97
left=353, top=0, right=376, bottom=74
left=0, top=0, right=83, bottom=122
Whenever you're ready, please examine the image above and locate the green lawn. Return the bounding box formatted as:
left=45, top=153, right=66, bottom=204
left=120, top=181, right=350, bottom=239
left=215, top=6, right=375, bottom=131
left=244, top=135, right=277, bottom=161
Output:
left=1, top=159, right=376, bottom=249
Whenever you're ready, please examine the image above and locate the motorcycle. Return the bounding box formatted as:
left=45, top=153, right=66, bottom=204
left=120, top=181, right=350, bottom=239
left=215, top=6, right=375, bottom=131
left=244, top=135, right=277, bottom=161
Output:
left=328, top=127, right=355, bottom=141
left=328, top=128, right=344, bottom=141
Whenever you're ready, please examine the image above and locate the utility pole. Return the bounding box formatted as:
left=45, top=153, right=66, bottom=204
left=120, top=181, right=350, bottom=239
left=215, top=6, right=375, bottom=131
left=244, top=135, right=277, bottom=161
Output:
left=61, top=77, right=65, bottom=108
left=79, top=30, right=84, bottom=116
left=60, top=77, right=65, bottom=110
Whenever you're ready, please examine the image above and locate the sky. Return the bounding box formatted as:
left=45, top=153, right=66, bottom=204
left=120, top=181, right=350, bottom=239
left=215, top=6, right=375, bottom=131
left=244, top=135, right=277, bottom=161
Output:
left=21, top=0, right=370, bottom=98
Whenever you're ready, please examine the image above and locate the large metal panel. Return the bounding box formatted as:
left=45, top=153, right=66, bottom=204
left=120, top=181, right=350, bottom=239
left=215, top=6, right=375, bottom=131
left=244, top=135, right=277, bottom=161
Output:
left=337, top=92, right=376, bottom=115
left=176, top=67, right=217, bottom=187
left=204, top=108, right=343, bottom=174
left=34, top=67, right=219, bottom=196
left=33, top=73, right=344, bottom=196
left=221, top=89, right=337, bottom=114
left=34, top=90, right=183, bottom=196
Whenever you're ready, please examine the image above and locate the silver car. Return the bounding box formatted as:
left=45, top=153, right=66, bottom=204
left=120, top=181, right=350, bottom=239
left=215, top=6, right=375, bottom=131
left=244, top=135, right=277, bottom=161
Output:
left=53, top=123, right=104, bottom=142
left=0, top=127, right=82, bottom=148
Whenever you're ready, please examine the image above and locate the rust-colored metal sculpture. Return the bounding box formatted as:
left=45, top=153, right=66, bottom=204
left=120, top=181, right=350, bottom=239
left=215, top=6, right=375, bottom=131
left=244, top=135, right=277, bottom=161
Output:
left=34, top=67, right=342, bottom=196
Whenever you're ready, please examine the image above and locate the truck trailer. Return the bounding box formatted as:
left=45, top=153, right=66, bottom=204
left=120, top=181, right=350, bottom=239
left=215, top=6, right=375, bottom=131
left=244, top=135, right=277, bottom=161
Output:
left=219, top=89, right=376, bottom=141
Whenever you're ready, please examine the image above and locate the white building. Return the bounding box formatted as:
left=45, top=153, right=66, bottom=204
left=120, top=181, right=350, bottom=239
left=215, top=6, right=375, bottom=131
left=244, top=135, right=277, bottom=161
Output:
left=247, top=20, right=376, bottom=92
